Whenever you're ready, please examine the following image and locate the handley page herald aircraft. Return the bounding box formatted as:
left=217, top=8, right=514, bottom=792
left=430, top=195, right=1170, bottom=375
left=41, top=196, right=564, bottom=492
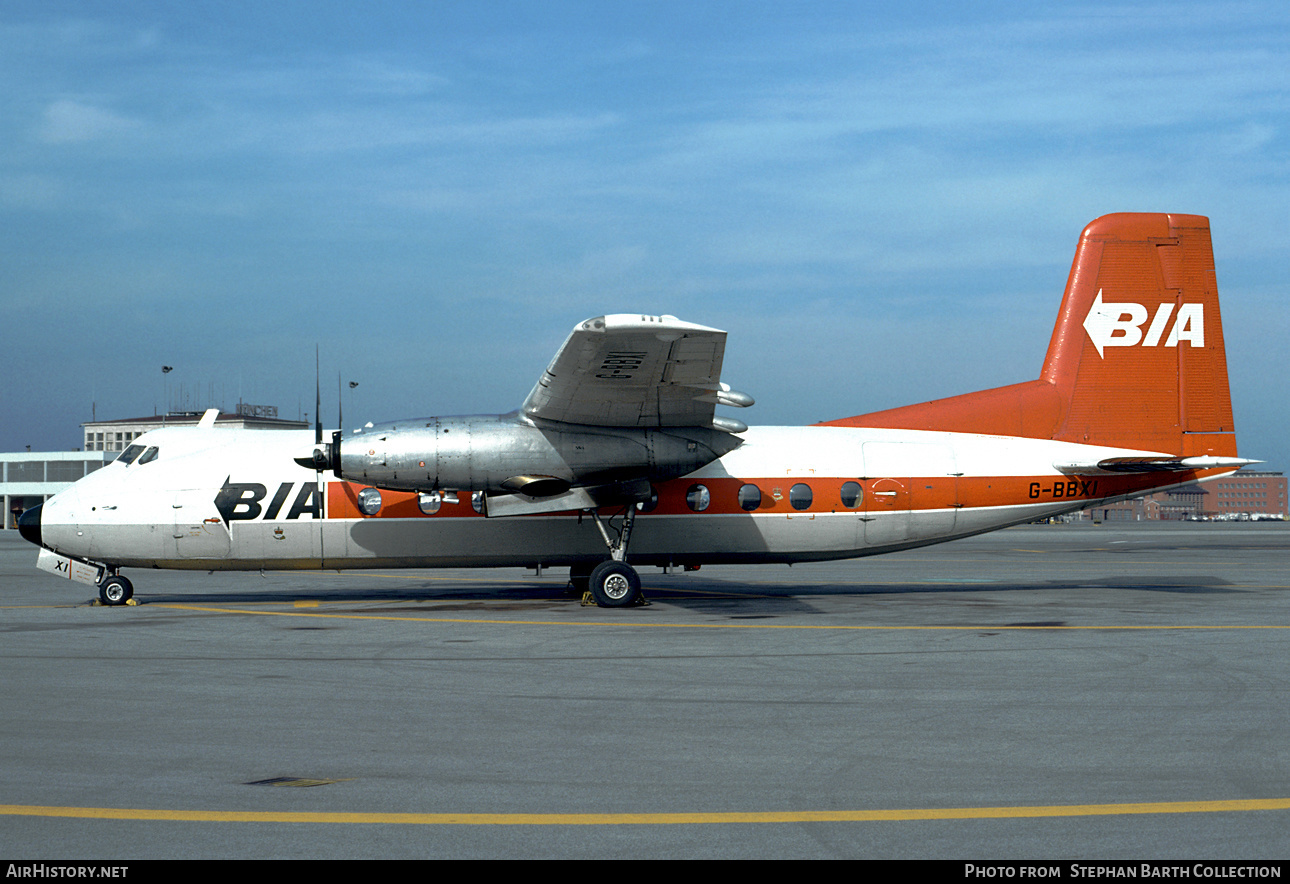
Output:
left=19, top=213, right=1255, bottom=607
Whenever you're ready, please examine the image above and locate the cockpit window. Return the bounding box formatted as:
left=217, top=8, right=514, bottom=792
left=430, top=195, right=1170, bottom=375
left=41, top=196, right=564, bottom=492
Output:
left=137, top=446, right=159, bottom=465
left=116, top=444, right=145, bottom=465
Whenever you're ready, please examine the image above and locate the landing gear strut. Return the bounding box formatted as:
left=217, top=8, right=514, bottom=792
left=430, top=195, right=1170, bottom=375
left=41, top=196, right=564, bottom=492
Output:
left=580, top=505, right=646, bottom=608
left=98, top=573, right=134, bottom=606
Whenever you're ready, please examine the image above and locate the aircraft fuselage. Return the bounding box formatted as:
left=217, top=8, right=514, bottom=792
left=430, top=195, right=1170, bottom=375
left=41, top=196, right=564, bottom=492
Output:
left=30, top=424, right=1224, bottom=573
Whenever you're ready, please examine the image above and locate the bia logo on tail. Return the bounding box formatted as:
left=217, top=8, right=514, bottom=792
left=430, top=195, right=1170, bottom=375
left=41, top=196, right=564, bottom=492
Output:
left=1083, top=290, right=1204, bottom=358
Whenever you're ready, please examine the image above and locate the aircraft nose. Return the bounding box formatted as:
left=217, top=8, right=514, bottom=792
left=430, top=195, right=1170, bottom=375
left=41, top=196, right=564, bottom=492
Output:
left=18, top=504, right=42, bottom=548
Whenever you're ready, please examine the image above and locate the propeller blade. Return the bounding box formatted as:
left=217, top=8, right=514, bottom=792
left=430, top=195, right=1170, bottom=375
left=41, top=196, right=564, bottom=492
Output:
left=314, top=346, right=323, bottom=446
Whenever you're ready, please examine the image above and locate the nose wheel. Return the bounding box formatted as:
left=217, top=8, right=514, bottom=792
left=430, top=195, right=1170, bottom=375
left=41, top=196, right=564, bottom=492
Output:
left=98, top=574, right=134, bottom=606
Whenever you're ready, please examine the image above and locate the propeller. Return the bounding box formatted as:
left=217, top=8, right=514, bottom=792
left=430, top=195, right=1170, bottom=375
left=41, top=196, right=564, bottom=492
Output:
left=315, top=347, right=323, bottom=447
left=294, top=346, right=334, bottom=472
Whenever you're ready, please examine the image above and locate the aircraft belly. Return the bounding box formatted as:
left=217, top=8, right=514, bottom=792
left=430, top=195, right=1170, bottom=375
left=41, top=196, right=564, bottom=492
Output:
left=172, top=490, right=231, bottom=559
left=338, top=516, right=606, bottom=567
left=701, top=512, right=858, bottom=557
left=230, top=520, right=320, bottom=564
left=85, top=523, right=169, bottom=563
left=303, top=512, right=863, bottom=568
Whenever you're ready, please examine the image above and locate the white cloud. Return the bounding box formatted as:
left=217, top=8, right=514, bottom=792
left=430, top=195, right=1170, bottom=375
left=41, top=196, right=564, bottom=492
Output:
left=37, top=99, right=143, bottom=144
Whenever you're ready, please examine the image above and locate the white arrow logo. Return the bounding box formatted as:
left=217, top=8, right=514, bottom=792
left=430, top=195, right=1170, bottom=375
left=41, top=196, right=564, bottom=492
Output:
left=1083, top=290, right=1204, bottom=358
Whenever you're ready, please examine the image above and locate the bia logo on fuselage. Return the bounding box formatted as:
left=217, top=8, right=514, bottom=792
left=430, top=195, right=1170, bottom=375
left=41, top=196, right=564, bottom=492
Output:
left=1082, top=290, right=1204, bottom=358
left=215, top=478, right=320, bottom=524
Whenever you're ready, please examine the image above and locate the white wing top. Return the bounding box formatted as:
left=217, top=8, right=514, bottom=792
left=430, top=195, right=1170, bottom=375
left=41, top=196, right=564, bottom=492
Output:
left=522, top=314, right=738, bottom=428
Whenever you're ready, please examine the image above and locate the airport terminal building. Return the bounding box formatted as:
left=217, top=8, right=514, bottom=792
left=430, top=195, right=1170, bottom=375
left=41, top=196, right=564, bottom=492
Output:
left=3, top=451, right=110, bottom=530
left=1080, top=470, right=1287, bottom=521
left=82, top=403, right=308, bottom=452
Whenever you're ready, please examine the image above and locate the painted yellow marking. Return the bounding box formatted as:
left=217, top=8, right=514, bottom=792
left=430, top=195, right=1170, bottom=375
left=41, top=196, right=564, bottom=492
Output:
left=2, top=798, right=1289, bottom=825
left=150, top=603, right=1290, bottom=631
left=293, top=600, right=319, bottom=608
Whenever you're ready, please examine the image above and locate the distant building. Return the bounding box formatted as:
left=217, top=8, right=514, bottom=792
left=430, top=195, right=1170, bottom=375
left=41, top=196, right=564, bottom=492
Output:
left=1205, top=471, right=1287, bottom=519
left=1080, top=470, right=1286, bottom=521
left=3, top=451, right=109, bottom=529
left=82, top=402, right=308, bottom=452
left=1084, top=483, right=1207, bottom=522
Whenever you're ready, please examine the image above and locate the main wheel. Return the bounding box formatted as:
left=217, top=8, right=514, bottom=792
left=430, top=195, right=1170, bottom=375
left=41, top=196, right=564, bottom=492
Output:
left=588, top=560, right=641, bottom=608
left=98, top=575, right=133, bottom=606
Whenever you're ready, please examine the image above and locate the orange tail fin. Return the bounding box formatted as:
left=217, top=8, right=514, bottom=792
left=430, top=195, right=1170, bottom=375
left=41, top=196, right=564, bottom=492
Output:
left=822, top=213, right=1237, bottom=457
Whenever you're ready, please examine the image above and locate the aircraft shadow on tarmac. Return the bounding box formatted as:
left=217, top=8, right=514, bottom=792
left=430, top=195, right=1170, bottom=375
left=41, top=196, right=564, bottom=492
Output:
left=120, top=571, right=1238, bottom=613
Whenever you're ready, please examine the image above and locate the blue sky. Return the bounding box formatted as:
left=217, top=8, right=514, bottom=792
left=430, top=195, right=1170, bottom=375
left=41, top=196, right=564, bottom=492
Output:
left=3, top=2, right=1288, bottom=470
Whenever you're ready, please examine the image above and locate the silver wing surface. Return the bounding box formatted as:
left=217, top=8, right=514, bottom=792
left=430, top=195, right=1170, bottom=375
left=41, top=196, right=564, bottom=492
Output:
left=522, top=314, right=729, bottom=427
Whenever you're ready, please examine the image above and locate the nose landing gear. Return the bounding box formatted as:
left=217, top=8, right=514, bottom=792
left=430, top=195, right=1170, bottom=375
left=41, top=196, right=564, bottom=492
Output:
left=98, top=574, right=134, bottom=606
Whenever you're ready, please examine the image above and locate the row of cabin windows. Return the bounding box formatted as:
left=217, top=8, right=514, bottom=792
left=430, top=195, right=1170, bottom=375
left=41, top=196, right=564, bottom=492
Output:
left=355, top=482, right=866, bottom=518
left=355, top=489, right=486, bottom=516
left=648, top=481, right=864, bottom=514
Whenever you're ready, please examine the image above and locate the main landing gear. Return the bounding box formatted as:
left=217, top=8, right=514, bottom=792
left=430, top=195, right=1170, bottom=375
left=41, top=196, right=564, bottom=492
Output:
left=572, top=505, right=647, bottom=608
left=97, top=573, right=134, bottom=606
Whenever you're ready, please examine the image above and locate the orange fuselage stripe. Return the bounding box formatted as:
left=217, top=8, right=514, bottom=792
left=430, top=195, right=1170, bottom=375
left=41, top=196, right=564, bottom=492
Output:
left=324, top=471, right=1223, bottom=520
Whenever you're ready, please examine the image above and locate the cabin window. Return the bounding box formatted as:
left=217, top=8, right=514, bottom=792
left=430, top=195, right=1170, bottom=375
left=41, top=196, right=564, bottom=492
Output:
left=636, top=487, right=659, bottom=513
left=357, top=487, right=383, bottom=516
left=790, top=483, right=813, bottom=510
left=137, top=447, right=159, bottom=466
left=417, top=491, right=441, bottom=515
left=116, top=444, right=145, bottom=465
left=686, top=484, right=711, bottom=512
left=738, top=484, right=761, bottom=511
left=840, top=481, right=863, bottom=508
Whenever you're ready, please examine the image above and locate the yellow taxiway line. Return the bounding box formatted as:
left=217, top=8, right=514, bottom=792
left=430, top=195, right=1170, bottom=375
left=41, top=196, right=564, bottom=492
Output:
left=152, top=602, right=1290, bottom=631
left=3, top=798, right=1289, bottom=825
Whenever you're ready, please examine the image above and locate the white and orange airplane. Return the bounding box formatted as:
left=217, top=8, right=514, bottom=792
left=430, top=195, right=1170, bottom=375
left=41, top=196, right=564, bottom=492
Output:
left=20, top=213, right=1254, bottom=607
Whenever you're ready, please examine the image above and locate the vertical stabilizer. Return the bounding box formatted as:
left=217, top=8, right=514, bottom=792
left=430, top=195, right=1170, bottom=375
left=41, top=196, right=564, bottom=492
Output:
left=822, top=213, right=1237, bottom=457
left=1040, top=213, right=1234, bottom=455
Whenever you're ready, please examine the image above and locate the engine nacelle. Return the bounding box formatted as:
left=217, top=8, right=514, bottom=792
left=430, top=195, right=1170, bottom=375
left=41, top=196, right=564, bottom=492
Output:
left=330, top=412, right=740, bottom=496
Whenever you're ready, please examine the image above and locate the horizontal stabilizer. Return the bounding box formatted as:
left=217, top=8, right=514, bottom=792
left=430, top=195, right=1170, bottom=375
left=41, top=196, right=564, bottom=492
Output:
left=1055, top=455, right=1261, bottom=475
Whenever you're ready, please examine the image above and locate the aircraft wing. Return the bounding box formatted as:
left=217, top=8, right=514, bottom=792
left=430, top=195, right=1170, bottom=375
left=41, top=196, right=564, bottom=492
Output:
left=522, top=314, right=735, bottom=428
